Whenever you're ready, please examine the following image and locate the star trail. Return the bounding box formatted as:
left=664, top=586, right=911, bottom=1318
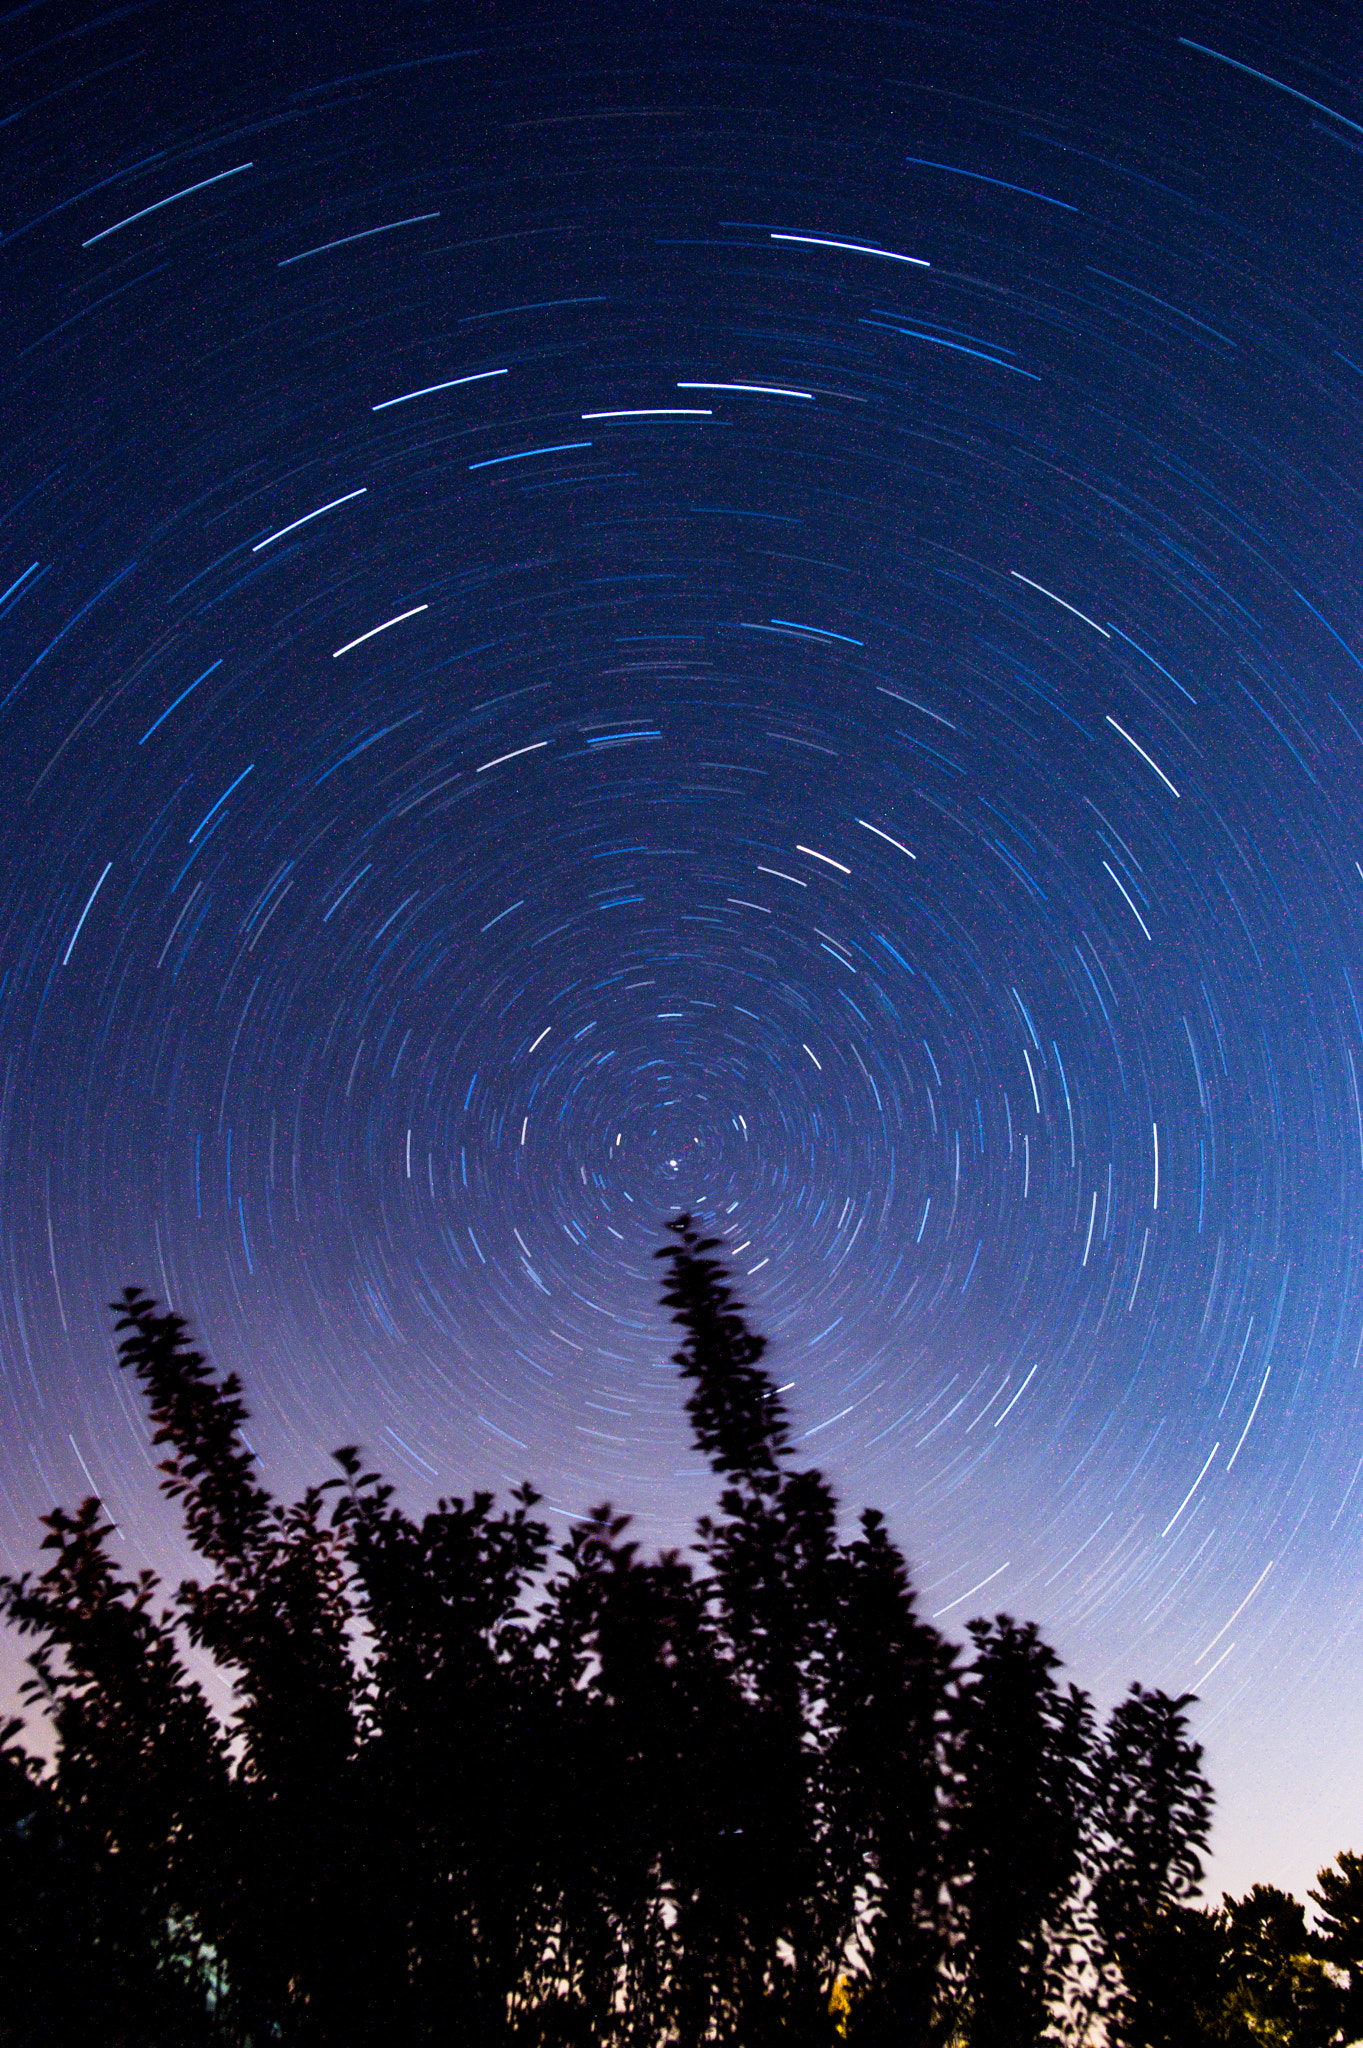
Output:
left=2, top=0, right=1362, bottom=1901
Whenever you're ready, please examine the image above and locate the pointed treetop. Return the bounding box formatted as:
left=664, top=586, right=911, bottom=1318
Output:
left=112, top=1286, right=274, bottom=1568
left=656, top=1213, right=791, bottom=1489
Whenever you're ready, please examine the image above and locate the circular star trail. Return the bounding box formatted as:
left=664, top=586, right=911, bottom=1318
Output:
left=2, top=0, right=1362, bottom=1897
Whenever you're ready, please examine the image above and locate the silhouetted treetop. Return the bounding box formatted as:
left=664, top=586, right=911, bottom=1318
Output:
left=113, top=1285, right=272, bottom=1569
left=656, top=1212, right=791, bottom=1489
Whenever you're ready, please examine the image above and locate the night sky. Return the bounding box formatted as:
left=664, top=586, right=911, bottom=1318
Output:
left=2, top=0, right=1361, bottom=1902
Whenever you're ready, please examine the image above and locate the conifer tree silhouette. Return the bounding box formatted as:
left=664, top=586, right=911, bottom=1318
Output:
left=1218, top=1884, right=1337, bottom=2046
left=1309, top=1848, right=1363, bottom=2043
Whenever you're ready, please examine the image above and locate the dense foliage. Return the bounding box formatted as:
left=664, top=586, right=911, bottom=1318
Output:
left=0, top=1217, right=1352, bottom=2044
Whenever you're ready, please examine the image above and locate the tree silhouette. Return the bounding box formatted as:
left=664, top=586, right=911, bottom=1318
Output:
left=657, top=1215, right=962, bottom=2045
left=1087, top=1683, right=1215, bottom=2044
left=1095, top=1901, right=1226, bottom=2048
left=823, top=1507, right=956, bottom=2046
left=111, top=1287, right=367, bottom=2042
left=946, top=1615, right=1094, bottom=2046
left=658, top=1214, right=845, bottom=2040
left=1216, top=1884, right=1338, bottom=2046
left=1308, top=1848, right=1363, bottom=2043
left=0, top=1490, right=231, bottom=2042
left=323, top=1448, right=554, bottom=2044
left=1096, top=1882, right=1345, bottom=2048
left=0, top=1217, right=1284, bottom=2047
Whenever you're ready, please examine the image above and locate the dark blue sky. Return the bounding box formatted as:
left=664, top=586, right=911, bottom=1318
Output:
left=2, top=0, right=1361, bottom=1900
